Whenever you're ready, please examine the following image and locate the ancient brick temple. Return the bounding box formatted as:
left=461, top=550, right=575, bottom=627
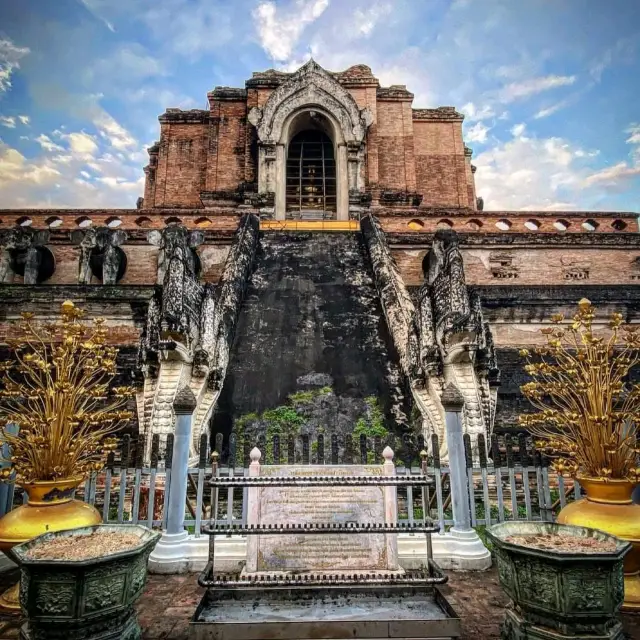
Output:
left=1, top=61, right=638, bottom=462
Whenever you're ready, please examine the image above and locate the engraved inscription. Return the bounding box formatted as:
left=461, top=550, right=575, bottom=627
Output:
left=247, top=465, right=394, bottom=573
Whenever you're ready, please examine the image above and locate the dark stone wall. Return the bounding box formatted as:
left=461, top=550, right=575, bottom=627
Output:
left=211, top=232, right=411, bottom=445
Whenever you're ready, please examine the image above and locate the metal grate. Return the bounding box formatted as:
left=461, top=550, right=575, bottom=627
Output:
left=286, top=130, right=336, bottom=215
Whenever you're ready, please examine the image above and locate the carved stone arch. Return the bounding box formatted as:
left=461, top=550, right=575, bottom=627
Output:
left=249, top=60, right=372, bottom=221
left=254, top=60, right=368, bottom=144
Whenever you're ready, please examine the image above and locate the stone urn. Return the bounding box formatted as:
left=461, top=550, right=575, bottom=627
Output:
left=10, top=524, right=160, bottom=640
left=486, top=521, right=630, bottom=640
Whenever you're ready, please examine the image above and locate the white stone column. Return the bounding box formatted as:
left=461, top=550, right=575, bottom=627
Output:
left=382, top=446, right=399, bottom=571
left=149, top=387, right=209, bottom=573
left=275, top=144, right=286, bottom=220
left=245, top=447, right=262, bottom=573
left=437, top=382, right=491, bottom=569
left=336, top=143, right=349, bottom=220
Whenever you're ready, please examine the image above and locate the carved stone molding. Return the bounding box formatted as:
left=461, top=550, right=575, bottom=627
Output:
left=250, top=60, right=371, bottom=145
left=0, top=227, right=53, bottom=284
left=72, top=227, right=127, bottom=285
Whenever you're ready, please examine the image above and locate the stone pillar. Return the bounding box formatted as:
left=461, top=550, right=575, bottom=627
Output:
left=382, top=446, right=399, bottom=570
left=429, top=382, right=491, bottom=570
left=149, top=386, right=212, bottom=574
left=275, top=144, right=286, bottom=220
left=245, top=447, right=262, bottom=573
left=165, top=387, right=196, bottom=535
left=336, top=143, right=349, bottom=221
left=441, top=384, right=471, bottom=532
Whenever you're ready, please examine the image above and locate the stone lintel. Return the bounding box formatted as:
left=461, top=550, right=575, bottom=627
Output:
left=159, top=109, right=210, bottom=124
left=209, top=87, right=248, bottom=101
left=412, top=107, right=464, bottom=122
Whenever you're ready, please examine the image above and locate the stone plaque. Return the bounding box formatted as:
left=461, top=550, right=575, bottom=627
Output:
left=245, top=465, right=399, bottom=574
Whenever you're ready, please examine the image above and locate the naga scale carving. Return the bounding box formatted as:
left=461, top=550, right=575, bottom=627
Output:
left=362, top=216, right=499, bottom=459
left=138, top=215, right=259, bottom=462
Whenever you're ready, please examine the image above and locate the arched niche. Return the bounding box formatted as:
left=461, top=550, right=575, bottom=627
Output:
left=249, top=60, right=372, bottom=221
left=275, top=107, right=349, bottom=220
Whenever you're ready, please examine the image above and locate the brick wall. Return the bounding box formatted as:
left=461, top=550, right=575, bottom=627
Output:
left=154, top=123, right=208, bottom=207
left=377, top=100, right=414, bottom=190
left=413, top=121, right=469, bottom=207
left=392, top=246, right=640, bottom=287
left=205, top=99, right=248, bottom=192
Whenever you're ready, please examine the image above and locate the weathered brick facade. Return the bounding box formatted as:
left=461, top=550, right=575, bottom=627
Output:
left=140, top=64, right=476, bottom=211
left=0, top=61, right=638, bottom=439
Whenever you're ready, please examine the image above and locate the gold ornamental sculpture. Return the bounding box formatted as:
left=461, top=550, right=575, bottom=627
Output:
left=0, top=301, right=134, bottom=612
left=519, top=298, right=640, bottom=610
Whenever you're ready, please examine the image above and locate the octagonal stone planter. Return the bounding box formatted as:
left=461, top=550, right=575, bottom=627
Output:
left=487, top=521, right=630, bottom=640
left=11, top=524, right=160, bottom=640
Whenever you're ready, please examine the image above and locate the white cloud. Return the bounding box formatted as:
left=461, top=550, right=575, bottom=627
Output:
left=510, top=123, right=526, bottom=137
left=466, top=122, right=490, bottom=143
left=0, top=38, right=30, bottom=96
left=498, top=74, right=576, bottom=103
left=627, top=124, right=640, bottom=146
left=579, top=124, right=640, bottom=186
left=17, top=115, right=29, bottom=125
left=461, top=102, right=495, bottom=122
left=0, top=115, right=16, bottom=128
left=35, top=134, right=64, bottom=153
left=582, top=163, right=640, bottom=188
left=253, top=0, right=330, bottom=61
left=534, top=99, right=571, bottom=119
left=475, top=133, right=598, bottom=210
left=92, top=111, right=137, bottom=150
left=79, top=0, right=116, bottom=32
left=353, top=3, right=392, bottom=37
left=64, top=131, right=99, bottom=156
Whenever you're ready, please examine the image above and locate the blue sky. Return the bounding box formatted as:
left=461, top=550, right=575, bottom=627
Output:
left=0, top=0, right=638, bottom=211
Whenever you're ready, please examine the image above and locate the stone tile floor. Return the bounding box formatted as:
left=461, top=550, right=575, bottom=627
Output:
left=0, top=568, right=639, bottom=639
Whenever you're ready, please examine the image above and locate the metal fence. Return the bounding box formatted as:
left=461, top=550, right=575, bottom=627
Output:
left=1, top=431, right=581, bottom=537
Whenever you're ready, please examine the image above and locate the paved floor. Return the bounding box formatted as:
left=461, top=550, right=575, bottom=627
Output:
left=0, top=568, right=639, bottom=639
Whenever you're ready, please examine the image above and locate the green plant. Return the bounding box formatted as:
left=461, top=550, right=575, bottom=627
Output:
left=354, top=396, right=388, bottom=439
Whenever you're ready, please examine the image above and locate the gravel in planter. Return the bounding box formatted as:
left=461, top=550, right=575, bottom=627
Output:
left=487, top=521, right=630, bottom=640
left=11, top=524, right=160, bottom=640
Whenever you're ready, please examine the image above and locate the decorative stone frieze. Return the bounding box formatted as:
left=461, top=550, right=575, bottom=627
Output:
left=73, top=227, right=127, bottom=285
left=0, top=227, right=53, bottom=284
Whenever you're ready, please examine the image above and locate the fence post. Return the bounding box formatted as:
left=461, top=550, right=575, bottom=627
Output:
left=442, top=384, right=471, bottom=532
left=0, top=423, right=18, bottom=518
left=149, top=386, right=203, bottom=574
left=441, top=383, right=491, bottom=569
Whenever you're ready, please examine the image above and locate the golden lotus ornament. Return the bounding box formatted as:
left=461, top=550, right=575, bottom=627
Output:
left=0, top=301, right=135, bottom=613
left=0, top=476, right=101, bottom=612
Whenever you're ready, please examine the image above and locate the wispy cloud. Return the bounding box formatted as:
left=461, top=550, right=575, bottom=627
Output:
left=461, top=102, right=496, bottom=122
left=590, top=35, right=638, bottom=81
left=466, top=122, right=490, bottom=143
left=353, top=3, right=392, bottom=37
left=79, top=0, right=116, bottom=32
left=0, top=38, right=30, bottom=96
left=253, top=0, right=330, bottom=61
left=498, top=75, right=576, bottom=103
left=0, top=115, right=16, bottom=128
left=534, top=98, right=571, bottom=119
